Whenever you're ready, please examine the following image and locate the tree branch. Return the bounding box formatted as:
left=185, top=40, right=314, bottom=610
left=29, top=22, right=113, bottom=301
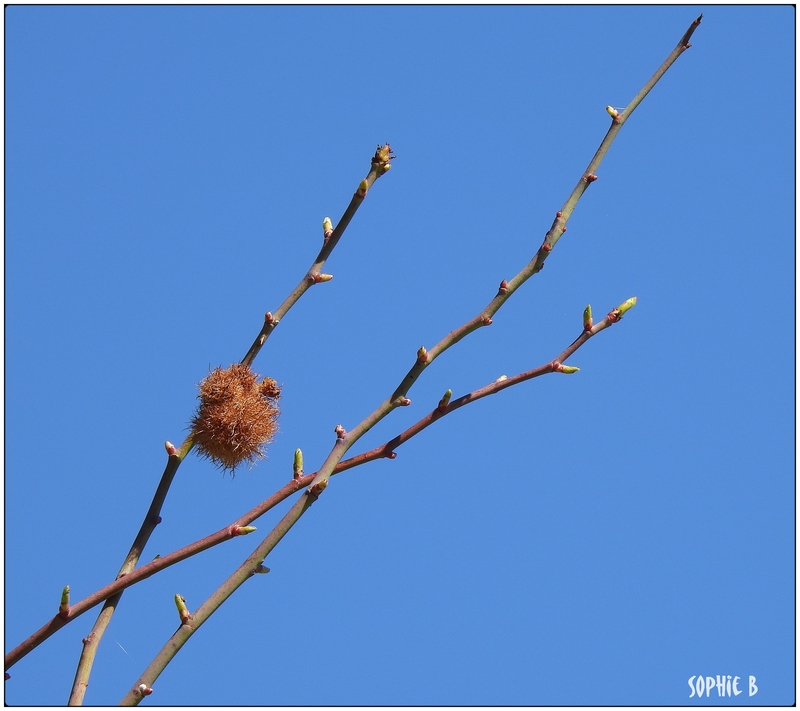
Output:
left=118, top=490, right=320, bottom=706
left=59, top=146, right=393, bottom=704
left=307, top=15, right=702, bottom=491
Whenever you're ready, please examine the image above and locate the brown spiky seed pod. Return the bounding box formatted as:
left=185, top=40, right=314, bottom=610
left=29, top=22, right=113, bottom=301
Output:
left=190, top=364, right=281, bottom=473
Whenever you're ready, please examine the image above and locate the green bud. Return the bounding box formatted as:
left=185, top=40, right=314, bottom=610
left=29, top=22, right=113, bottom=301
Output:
left=175, top=594, right=190, bottom=623
left=559, top=365, right=580, bottom=374
left=617, top=296, right=637, bottom=315
left=59, top=586, right=70, bottom=616
left=583, top=305, right=593, bottom=329
left=293, top=449, right=304, bottom=478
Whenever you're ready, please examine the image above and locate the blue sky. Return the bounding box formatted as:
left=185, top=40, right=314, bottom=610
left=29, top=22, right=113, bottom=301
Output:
left=4, top=4, right=795, bottom=706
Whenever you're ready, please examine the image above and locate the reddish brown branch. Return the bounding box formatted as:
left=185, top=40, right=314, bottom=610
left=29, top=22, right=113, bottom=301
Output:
left=4, top=299, right=632, bottom=672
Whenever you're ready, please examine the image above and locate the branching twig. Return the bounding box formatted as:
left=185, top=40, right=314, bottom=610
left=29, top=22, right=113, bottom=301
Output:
left=58, top=146, right=393, bottom=704
left=6, top=16, right=700, bottom=681
left=118, top=490, right=320, bottom=706
left=4, top=297, right=633, bottom=675
left=6, top=17, right=702, bottom=704
left=307, top=14, right=702, bottom=491
left=65, top=440, right=191, bottom=705
left=241, top=144, right=395, bottom=367
left=117, top=297, right=635, bottom=704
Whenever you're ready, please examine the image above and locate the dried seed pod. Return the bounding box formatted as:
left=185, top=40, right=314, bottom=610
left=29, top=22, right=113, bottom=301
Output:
left=190, top=364, right=281, bottom=473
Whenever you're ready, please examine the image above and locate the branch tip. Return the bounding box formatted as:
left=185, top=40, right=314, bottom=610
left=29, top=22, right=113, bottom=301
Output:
left=164, top=440, right=177, bottom=456
left=618, top=296, right=637, bottom=315
left=372, top=143, right=396, bottom=169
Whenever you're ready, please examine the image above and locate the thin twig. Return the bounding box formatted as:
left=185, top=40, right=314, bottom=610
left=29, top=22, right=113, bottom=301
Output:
left=117, top=298, right=633, bottom=704
left=59, top=146, right=394, bottom=704
left=66, top=439, right=191, bottom=705
left=308, top=15, right=702, bottom=490
left=5, top=15, right=699, bottom=675
left=241, top=144, right=394, bottom=367
left=118, top=490, right=320, bottom=706
left=4, top=297, right=631, bottom=673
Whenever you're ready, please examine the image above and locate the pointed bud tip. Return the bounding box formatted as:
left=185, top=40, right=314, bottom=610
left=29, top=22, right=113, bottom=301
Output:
left=234, top=525, right=257, bottom=535
left=618, top=296, right=637, bottom=315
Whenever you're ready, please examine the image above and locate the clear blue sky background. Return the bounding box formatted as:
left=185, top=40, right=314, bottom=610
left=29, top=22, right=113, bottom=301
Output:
left=5, top=5, right=795, bottom=706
